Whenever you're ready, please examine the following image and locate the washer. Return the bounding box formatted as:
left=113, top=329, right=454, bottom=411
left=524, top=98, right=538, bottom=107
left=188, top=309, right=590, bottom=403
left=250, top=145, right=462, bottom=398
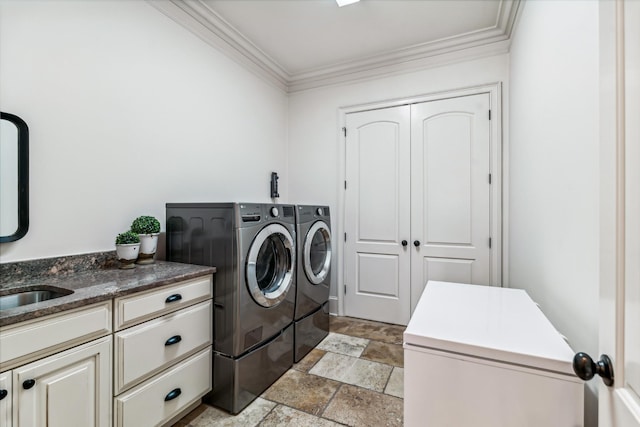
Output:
left=294, top=205, right=331, bottom=362
left=165, top=202, right=296, bottom=414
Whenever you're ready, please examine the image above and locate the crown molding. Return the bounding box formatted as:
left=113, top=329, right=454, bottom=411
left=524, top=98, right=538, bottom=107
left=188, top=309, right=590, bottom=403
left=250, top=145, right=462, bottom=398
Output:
left=149, top=0, right=520, bottom=93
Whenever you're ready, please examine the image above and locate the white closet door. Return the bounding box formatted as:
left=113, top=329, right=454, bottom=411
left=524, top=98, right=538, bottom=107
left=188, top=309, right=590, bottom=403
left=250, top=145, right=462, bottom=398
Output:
left=344, top=105, right=412, bottom=325
left=410, top=94, right=492, bottom=312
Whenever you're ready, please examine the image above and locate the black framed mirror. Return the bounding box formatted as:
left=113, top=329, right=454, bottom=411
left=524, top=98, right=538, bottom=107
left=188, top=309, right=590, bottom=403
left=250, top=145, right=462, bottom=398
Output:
left=0, top=112, right=29, bottom=242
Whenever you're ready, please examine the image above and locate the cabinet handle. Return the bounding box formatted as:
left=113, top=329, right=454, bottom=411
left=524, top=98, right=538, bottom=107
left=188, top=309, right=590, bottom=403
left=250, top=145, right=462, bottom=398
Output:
left=401, top=240, right=408, bottom=247
left=165, top=335, right=182, bottom=346
left=22, top=379, right=36, bottom=390
left=165, top=294, right=182, bottom=303
left=164, top=388, right=182, bottom=401
left=413, top=240, right=420, bottom=247
left=0, top=389, right=7, bottom=400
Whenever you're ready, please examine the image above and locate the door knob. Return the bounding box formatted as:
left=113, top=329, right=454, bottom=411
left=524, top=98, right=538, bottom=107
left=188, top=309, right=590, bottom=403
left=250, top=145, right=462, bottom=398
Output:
left=401, top=240, right=408, bottom=247
left=572, top=352, right=614, bottom=386
left=413, top=240, right=420, bottom=247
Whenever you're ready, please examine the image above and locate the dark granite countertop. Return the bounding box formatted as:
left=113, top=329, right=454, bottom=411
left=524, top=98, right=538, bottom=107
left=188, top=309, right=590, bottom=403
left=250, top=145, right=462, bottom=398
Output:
left=0, top=259, right=216, bottom=327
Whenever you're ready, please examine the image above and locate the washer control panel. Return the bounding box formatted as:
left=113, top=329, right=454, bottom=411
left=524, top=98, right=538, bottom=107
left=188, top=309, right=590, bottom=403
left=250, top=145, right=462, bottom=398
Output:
left=270, top=207, right=279, bottom=218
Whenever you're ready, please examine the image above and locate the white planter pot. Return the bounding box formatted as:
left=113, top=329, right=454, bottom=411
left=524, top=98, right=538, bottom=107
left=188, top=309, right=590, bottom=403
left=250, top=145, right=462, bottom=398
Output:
left=137, top=233, right=159, bottom=264
left=116, top=243, right=140, bottom=269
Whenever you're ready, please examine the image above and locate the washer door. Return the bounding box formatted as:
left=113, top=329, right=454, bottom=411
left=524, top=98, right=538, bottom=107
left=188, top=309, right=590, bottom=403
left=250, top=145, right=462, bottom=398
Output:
left=246, top=223, right=295, bottom=307
left=303, top=221, right=332, bottom=285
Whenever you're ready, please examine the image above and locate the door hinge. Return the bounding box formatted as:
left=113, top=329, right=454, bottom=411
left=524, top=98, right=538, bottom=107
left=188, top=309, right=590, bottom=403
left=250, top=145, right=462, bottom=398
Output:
left=344, top=284, right=347, bottom=295
left=344, top=180, right=347, bottom=190
left=344, top=232, right=347, bottom=242
left=489, top=173, right=492, bottom=184
left=489, top=110, right=492, bottom=120
left=342, top=127, right=347, bottom=137
left=489, top=237, right=492, bottom=249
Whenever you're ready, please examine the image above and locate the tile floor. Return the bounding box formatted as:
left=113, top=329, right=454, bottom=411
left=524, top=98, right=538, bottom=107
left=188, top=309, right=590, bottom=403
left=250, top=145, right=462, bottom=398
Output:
left=172, top=316, right=406, bottom=427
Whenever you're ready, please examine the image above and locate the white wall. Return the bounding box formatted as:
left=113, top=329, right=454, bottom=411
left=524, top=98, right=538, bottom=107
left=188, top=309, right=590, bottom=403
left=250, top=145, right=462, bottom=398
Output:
left=287, top=54, right=509, bottom=304
left=509, top=2, right=599, bottom=425
left=0, top=0, right=288, bottom=262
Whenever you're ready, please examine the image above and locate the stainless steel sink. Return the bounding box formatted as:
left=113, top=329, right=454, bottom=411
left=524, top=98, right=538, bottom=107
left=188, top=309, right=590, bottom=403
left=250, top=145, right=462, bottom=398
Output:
left=0, top=288, right=73, bottom=311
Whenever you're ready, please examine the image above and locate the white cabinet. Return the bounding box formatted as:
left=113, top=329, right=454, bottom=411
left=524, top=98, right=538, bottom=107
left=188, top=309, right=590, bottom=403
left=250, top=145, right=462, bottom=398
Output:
left=0, top=302, right=113, bottom=427
left=13, top=336, right=111, bottom=427
left=404, top=281, right=584, bottom=427
left=0, top=273, right=213, bottom=427
left=0, top=370, right=12, bottom=427
left=113, top=276, right=213, bottom=427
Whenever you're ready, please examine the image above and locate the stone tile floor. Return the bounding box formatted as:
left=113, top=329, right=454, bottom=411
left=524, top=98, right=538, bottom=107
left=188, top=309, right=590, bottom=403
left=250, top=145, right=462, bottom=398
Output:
left=172, top=316, right=406, bottom=427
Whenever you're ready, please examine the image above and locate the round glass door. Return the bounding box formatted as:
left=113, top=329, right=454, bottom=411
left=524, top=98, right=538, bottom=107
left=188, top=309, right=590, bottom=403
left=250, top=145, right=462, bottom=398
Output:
left=246, top=223, right=295, bottom=307
left=303, top=221, right=331, bottom=284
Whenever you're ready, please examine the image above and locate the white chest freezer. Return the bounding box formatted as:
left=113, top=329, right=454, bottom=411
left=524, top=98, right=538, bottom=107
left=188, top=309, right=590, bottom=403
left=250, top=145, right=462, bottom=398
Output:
left=403, top=281, right=584, bottom=427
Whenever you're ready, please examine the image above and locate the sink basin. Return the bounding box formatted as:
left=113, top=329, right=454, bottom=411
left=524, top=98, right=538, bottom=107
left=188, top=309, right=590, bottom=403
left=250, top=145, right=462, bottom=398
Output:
left=0, top=288, right=74, bottom=311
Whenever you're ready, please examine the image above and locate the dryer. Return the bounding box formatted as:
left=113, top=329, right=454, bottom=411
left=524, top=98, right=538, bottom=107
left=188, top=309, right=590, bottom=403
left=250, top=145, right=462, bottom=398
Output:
left=165, top=202, right=296, bottom=414
left=294, top=205, right=331, bottom=362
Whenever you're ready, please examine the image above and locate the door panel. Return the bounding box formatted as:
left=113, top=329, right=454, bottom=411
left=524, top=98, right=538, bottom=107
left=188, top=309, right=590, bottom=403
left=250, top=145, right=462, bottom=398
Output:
left=410, top=94, right=492, bottom=312
left=424, top=113, right=473, bottom=245
left=423, top=257, right=473, bottom=285
left=344, top=105, right=411, bottom=325
left=357, top=253, right=399, bottom=297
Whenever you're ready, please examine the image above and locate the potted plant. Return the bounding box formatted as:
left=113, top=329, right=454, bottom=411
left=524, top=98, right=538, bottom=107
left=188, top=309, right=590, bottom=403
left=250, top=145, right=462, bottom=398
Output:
left=115, top=231, right=140, bottom=269
left=131, top=215, right=161, bottom=264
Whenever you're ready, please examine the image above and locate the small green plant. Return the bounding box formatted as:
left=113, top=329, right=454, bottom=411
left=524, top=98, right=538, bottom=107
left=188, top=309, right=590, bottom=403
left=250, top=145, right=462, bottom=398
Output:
left=131, top=215, right=161, bottom=235
left=115, top=230, right=140, bottom=245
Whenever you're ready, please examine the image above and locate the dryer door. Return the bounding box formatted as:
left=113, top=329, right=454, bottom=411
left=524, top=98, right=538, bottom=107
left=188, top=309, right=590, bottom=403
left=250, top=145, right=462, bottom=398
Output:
left=303, top=221, right=332, bottom=284
left=246, top=223, right=295, bottom=307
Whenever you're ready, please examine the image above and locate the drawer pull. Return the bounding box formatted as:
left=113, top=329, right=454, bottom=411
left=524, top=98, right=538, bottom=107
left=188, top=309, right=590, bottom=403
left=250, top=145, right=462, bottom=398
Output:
left=165, top=294, right=182, bottom=303
left=164, top=388, right=181, bottom=401
left=165, top=335, right=182, bottom=346
left=22, top=379, right=36, bottom=390
left=0, top=389, right=7, bottom=400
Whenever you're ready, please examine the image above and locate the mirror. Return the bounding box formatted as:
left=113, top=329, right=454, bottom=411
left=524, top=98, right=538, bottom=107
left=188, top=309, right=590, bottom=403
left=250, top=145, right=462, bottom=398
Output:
left=0, top=112, right=29, bottom=242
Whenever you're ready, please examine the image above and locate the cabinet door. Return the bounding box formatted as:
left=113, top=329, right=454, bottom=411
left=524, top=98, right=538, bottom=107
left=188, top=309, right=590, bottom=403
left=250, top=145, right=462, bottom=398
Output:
left=0, top=370, right=11, bottom=427
left=14, top=336, right=111, bottom=427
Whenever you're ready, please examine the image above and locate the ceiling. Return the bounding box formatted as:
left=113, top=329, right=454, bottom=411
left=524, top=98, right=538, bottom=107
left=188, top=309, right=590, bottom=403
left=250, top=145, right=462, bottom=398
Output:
left=151, top=0, right=520, bottom=92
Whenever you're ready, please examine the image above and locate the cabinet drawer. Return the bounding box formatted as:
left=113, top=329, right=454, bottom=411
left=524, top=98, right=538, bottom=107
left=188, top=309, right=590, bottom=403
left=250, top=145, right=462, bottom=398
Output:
left=0, top=301, right=112, bottom=370
left=114, top=348, right=212, bottom=427
left=114, top=300, right=212, bottom=393
left=114, top=276, right=212, bottom=330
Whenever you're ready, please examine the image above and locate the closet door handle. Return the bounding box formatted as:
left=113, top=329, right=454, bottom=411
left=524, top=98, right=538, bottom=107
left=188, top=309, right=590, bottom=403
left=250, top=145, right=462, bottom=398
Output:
left=401, top=240, right=408, bottom=247
left=413, top=240, right=420, bottom=247
left=573, top=352, right=614, bottom=386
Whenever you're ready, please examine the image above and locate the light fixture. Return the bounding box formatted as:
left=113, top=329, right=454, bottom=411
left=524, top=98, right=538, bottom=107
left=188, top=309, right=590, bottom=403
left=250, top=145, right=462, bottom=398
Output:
left=336, top=0, right=360, bottom=7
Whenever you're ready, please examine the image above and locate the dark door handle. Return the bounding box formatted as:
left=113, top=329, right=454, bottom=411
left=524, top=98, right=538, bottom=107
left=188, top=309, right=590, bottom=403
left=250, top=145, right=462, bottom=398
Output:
left=164, top=387, right=182, bottom=401
left=573, top=352, right=614, bottom=386
left=165, top=294, right=182, bottom=303
left=401, top=240, right=408, bottom=247
left=413, top=240, right=420, bottom=247
left=22, top=379, right=36, bottom=390
left=0, top=389, right=7, bottom=400
left=165, top=335, right=182, bottom=346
